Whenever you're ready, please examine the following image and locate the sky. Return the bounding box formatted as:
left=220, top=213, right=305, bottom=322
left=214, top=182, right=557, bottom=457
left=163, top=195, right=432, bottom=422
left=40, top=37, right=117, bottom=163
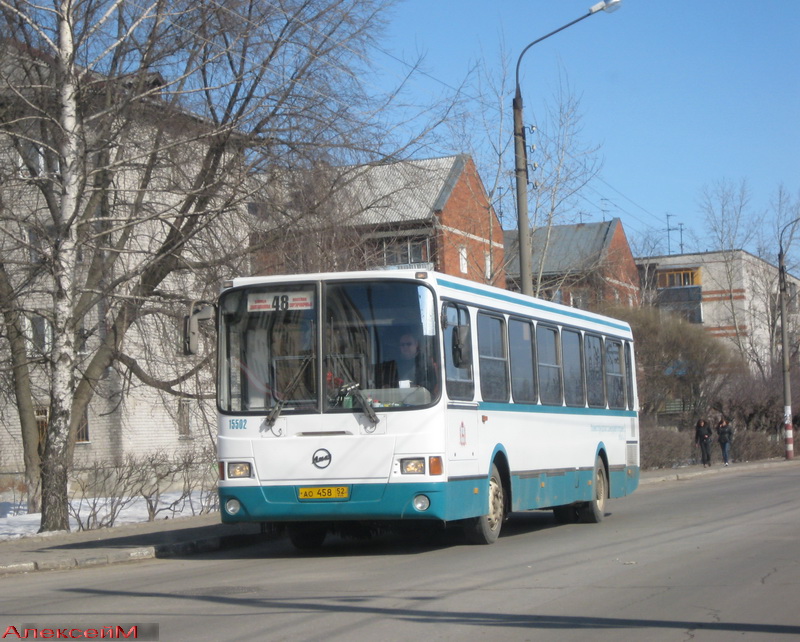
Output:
left=373, top=0, right=800, bottom=257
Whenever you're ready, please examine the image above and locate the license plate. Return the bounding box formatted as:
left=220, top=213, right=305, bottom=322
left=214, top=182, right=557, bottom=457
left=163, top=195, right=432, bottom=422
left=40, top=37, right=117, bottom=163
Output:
left=298, top=486, right=350, bottom=500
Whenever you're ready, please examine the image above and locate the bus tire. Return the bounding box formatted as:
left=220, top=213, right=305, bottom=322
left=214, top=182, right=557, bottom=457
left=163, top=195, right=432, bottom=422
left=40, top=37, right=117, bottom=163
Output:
left=287, top=522, right=327, bottom=550
left=578, top=457, right=608, bottom=524
left=464, top=463, right=504, bottom=544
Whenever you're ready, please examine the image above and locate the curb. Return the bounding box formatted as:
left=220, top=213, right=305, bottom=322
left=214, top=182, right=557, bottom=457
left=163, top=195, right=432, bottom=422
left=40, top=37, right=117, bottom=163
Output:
left=638, top=458, right=797, bottom=486
left=0, top=531, right=265, bottom=577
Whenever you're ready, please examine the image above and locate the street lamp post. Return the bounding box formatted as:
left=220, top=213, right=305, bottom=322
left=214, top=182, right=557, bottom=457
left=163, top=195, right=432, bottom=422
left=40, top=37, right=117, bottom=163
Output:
left=514, top=0, right=621, bottom=297
left=779, top=218, right=800, bottom=460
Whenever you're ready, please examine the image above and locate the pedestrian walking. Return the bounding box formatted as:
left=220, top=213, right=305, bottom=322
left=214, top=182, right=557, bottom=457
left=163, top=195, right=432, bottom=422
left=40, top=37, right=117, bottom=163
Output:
left=694, top=418, right=713, bottom=467
left=716, top=418, right=733, bottom=466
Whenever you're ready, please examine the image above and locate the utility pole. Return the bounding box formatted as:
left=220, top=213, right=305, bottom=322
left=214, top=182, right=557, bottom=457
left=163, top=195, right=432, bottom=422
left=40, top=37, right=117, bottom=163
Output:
left=513, top=0, right=622, bottom=296
left=665, top=213, right=674, bottom=254
left=779, top=218, right=800, bottom=461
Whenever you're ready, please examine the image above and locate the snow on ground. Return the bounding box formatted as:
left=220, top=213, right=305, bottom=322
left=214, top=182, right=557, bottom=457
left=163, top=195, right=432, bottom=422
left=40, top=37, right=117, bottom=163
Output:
left=0, top=492, right=214, bottom=540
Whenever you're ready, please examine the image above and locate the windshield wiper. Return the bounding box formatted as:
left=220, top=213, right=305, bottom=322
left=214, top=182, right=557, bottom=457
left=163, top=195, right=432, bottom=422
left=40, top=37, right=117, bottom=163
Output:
left=337, top=382, right=378, bottom=425
left=265, top=354, right=312, bottom=427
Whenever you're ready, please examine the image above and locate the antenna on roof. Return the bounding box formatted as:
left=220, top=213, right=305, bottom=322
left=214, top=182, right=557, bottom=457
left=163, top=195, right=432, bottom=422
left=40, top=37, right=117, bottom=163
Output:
left=665, top=213, right=674, bottom=254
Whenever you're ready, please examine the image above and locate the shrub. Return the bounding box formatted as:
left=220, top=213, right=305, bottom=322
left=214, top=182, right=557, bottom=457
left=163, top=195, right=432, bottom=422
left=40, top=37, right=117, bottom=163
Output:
left=640, top=424, right=784, bottom=470
left=640, top=425, right=694, bottom=470
left=730, top=430, right=783, bottom=463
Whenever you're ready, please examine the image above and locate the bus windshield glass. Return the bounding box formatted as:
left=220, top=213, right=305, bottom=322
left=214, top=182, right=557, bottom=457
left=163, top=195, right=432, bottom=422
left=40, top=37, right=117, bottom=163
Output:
left=218, top=279, right=439, bottom=413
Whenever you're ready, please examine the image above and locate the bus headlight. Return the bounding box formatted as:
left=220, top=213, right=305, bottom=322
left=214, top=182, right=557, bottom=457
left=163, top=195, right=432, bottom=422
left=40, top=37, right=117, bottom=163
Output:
left=225, top=498, right=241, bottom=515
left=413, top=495, right=431, bottom=511
left=400, top=458, right=425, bottom=474
left=227, top=462, right=252, bottom=478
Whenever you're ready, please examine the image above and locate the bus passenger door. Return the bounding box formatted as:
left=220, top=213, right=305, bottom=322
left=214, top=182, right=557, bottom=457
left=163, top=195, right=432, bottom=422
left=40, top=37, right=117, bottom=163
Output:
left=442, top=302, right=478, bottom=466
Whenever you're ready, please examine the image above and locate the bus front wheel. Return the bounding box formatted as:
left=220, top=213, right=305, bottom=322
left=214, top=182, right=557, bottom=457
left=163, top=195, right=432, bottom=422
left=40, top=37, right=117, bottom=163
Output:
left=464, top=463, right=505, bottom=544
left=578, top=457, right=607, bottom=524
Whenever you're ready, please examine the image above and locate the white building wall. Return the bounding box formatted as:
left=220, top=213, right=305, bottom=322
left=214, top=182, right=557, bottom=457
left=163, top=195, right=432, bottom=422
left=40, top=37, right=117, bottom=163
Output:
left=640, top=249, right=798, bottom=368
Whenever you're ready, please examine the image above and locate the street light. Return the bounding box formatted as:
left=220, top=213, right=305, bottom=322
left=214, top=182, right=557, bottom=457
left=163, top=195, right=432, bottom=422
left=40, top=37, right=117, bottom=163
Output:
left=514, top=0, right=622, bottom=296
left=778, top=218, right=800, bottom=460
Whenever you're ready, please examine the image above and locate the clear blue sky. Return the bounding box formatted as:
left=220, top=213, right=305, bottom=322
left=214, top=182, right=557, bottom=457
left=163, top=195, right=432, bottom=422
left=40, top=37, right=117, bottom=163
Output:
left=374, top=0, right=800, bottom=256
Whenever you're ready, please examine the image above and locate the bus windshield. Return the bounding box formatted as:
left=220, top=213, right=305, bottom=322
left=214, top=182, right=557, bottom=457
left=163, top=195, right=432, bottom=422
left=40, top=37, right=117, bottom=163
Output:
left=218, top=279, right=439, bottom=413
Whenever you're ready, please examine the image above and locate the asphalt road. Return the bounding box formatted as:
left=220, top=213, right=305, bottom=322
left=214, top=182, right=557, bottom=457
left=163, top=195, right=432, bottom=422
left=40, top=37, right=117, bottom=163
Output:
left=2, top=463, right=799, bottom=642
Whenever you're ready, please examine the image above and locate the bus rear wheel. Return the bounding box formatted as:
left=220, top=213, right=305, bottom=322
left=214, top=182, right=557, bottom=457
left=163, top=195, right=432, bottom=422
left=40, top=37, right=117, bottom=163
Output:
left=287, top=522, right=328, bottom=550
left=464, top=463, right=504, bottom=544
left=578, top=457, right=607, bottom=524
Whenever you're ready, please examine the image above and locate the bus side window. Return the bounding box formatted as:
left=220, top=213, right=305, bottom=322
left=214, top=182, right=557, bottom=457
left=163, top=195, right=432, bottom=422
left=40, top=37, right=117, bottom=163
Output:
left=509, top=318, right=536, bottom=404
left=605, top=339, right=625, bottom=409
left=536, top=324, right=562, bottom=406
left=585, top=334, right=605, bottom=408
left=443, top=303, right=474, bottom=400
left=625, top=341, right=635, bottom=410
left=477, top=312, right=509, bottom=402
left=562, top=329, right=585, bottom=407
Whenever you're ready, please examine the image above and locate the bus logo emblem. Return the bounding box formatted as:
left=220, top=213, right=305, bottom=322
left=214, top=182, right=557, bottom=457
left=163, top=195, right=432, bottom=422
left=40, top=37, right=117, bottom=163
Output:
left=312, top=449, right=332, bottom=469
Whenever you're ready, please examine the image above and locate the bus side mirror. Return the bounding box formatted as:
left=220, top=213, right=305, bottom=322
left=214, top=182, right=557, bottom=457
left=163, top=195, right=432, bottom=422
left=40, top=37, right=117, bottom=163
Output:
left=452, top=325, right=472, bottom=369
left=183, top=302, right=214, bottom=355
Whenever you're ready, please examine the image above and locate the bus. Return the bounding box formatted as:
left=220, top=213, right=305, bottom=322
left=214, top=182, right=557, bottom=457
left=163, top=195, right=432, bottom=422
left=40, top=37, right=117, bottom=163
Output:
left=193, top=269, right=639, bottom=549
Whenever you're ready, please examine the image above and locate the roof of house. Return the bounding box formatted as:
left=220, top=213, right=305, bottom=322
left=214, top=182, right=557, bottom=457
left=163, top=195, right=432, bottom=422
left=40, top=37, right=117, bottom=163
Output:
left=250, top=154, right=473, bottom=230
left=504, top=218, right=622, bottom=278
left=340, top=154, right=468, bottom=226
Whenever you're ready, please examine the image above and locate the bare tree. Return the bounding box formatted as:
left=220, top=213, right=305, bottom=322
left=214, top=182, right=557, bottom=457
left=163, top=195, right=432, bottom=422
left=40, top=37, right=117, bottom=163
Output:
left=452, top=56, right=603, bottom=296
left=527, top=77, right=602, bottom=298
left=0, top=0, right=436, bottom=531
left=700, top=181, right=800, bottom=379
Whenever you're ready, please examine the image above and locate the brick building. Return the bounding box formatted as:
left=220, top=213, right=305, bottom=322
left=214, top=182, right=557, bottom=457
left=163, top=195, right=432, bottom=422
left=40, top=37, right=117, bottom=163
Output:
left=252, top=154, right=506, bottom=287
left=504, top=218, right=640, bottom=309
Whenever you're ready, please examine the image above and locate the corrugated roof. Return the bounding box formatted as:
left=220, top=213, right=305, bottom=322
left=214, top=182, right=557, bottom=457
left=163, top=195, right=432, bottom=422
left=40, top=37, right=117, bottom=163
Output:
left=504, top=219, right=620, bottom=277
left=250, top=155, right=467, bottom=229
left=342, top=155, right=465, bottom=226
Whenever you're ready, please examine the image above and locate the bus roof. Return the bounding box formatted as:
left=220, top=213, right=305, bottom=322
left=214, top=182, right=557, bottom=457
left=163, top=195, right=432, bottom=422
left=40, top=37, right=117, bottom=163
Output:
left=223, top=270, right=633, bottom=338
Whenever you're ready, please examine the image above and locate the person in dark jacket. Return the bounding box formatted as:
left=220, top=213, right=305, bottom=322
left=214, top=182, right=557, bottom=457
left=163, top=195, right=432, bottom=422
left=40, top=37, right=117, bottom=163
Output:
left=716, top=418, right=733, bottom=466
left=694, top=418, right=713, bottom=467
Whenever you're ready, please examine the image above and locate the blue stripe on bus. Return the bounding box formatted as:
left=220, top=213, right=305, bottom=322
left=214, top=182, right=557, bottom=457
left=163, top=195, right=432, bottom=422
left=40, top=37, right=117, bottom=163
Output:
left=477, top=401, right=637, bottom=418
left=435, top=276, right=632, bottom=333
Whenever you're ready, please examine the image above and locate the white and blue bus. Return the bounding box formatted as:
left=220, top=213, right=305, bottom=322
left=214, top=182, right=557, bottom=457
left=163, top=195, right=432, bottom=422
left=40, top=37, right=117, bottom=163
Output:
left=205, top=269, right=639, bottom=548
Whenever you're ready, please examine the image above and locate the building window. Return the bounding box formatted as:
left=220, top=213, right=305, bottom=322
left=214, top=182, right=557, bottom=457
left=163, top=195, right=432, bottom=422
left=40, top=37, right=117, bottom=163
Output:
left=658, top=269, right=700, bottom=288
left=76, top=409, right=90, bottom=443
left=177, top=399, right=191, bottom=437
left=34, top=404, right=89, bottom=444
left=35, top=406, right=48, bottom=456
left=459, top=246, right=467, bottom=274
left=383, top=237, right=430, bottom=267
left=26, top=313, right=53, bottom=357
